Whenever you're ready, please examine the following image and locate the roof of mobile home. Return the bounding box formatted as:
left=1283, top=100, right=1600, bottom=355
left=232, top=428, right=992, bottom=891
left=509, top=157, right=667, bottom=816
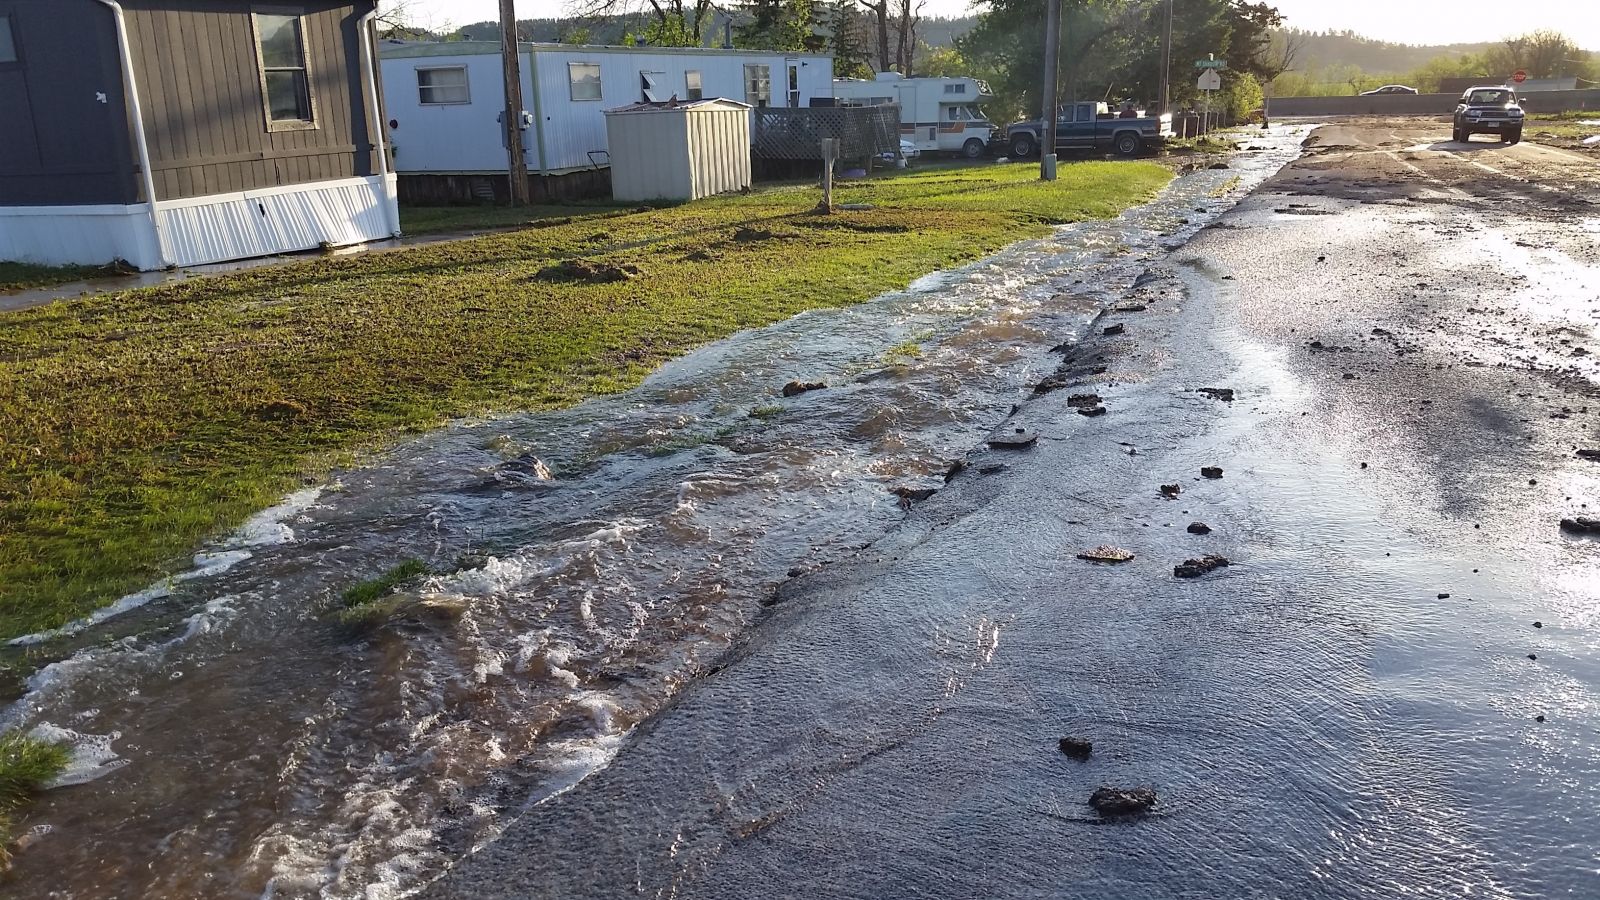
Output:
left=381, top=41, right=832, bottom=60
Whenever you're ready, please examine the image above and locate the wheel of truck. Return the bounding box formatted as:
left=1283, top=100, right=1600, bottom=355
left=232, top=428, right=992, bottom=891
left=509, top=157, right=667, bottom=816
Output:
left=1011, top=134, right=1036, bottom=158
left=962, top=138, right=987, bottom=160
left=1114, top=132, right=1142, bottom=157
left=1504, top=129, right=1522, bottom=145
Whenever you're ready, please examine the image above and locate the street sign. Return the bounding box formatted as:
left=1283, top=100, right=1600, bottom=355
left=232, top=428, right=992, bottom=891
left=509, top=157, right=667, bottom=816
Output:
left=1198, top=69, right=1223, bottom=91
left=1512, top=70, right=1528, bottom=83
left=1195, top=59, right=1227, bottom=69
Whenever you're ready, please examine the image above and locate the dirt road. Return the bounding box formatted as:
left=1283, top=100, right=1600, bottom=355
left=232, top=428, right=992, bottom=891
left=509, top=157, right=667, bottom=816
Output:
left=426, top=120, right=1600, bottom=898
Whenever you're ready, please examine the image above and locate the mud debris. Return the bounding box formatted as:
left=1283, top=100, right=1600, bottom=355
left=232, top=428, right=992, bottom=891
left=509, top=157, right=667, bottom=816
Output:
left=733, top=226, right=777, bottom=242
left=1576, top=449, right=1600, bottom=461
left=1200, top=466, right=1224, bottom=479
left=1077, top=546, right=1135, bottom=563
left=1103, top=323, right=1126, bottom=337
left=781, top=380, right=827, bottom=398
left=534, top=259, right=643, bottom=283
left=1559, top=517, right=1600, bottom=535
left=891, top=486, right=938, bottom=504
left=1067, top=393, right=1103, bottom=408
left=1058, top=737, right=1093, bottom=760
left=1175, top=555, right=1230, bottom=578
left=988, top=429, right=1038, bottom=449
left=1196, top=387, right=1235, bottom=402
left=1159, top=484, right=1182, bottom=499
left=1089, top=787, right=1158, bottom=817
left=1078, top=405, right=1109, bottom=418
left=1186, top=522, right=1213, bottom=535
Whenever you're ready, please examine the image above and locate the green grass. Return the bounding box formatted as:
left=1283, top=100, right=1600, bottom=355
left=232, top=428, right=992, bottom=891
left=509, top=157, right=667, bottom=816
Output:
left=340, top=559, right=431, bottom=608
left=0, top=262, right=117, bottom=293
left=400, top=202, right=630, bottom=236
left=0, top=730, right=69, bottom=866
left=332, top=559, right=441, bottom=630
left=0, top=160, right=1172, bottom=640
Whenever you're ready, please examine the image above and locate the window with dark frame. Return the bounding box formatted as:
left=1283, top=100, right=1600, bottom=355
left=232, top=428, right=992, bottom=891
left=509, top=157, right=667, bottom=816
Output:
left=254, top=11, right=313, bottom=128
left=0, top=16, right=18, bottom=64
left=685, top=70, right=703, bottom=101
left=417, top=66, right=470, bottom=105
left=744, top=64, right=770, bottom=107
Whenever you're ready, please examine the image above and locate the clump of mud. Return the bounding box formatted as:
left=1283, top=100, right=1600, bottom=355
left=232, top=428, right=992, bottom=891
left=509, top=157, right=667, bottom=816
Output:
left=534, top=260, right=643, bottom=284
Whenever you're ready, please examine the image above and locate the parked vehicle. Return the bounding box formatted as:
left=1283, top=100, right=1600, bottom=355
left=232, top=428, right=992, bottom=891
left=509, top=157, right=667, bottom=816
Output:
left=1452, top=85, right=1525, bottom=144
left=878, top=139, right=922, bottom=163
left=1361, top=84, right=1419, bottom=95
left=834, top=73, right=997, bottom=159
left=1005, top=101, right=1173, bottom=158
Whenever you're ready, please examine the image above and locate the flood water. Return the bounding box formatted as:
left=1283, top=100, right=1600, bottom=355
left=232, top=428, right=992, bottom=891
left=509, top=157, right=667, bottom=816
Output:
left=2, top=135, right=1306, bottom=899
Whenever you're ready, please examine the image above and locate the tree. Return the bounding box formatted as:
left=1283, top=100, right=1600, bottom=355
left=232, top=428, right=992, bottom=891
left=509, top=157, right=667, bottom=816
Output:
left=860, top=0, right=893, bottom=72
left=571, top=0, right=717, bottom=47
left=919, top=45, right=972, bottom=77
left=824, top=1, right=874, bottom=79
left=893, top=0, right=925, bottom=75
left=1500, top=30, right=1588, bottom=80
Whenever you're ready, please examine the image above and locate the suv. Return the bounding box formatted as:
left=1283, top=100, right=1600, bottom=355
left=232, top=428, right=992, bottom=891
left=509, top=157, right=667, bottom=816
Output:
left=1453, top=86, right=1525, bottom=144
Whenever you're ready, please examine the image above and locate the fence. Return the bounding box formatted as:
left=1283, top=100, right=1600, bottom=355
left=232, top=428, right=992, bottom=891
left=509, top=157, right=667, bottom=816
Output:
left=1269, top=89, right=1600, bottom=118
left=751, top=106, right=901, bottom=163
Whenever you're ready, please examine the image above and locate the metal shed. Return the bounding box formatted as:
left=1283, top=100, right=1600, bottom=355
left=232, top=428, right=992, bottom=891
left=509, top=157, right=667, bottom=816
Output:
left=604, top=99, right=752, bottom=202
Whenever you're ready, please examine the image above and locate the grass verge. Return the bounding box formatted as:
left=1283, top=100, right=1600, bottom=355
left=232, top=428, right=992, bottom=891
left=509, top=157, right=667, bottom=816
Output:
left=399, top=202, right=630, bottom=236
left=0, top=160, right=1173, bottom=639
left=0, top=262, right=120, bottom=294
left=0, top=731, right=69, bottom=867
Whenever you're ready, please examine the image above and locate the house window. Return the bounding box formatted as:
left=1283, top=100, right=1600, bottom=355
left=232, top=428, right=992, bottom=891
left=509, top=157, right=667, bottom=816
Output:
left=944, top=83, right=966, bottom=95
left=254, top=12, right=313, bottom=129
left=744, top=64, right=770, bottom=107
left=685, top=70, right=702, bottom=101
left=0, top=16, right=17, bottom=64
left=417, top=66, right=469, bottom=105
left=569, top=62, right=602, bottom=101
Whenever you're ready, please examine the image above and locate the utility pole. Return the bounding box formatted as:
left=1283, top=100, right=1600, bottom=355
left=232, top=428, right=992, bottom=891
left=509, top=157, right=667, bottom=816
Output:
left=1160, top=0, right=1173, bottom=114
left=499, top=0, right=530, bottom=206
left=1040, top=0, right=1061, bottom=181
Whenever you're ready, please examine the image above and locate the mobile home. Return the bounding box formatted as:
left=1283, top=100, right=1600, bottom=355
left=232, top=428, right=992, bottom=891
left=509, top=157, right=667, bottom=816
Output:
left=380, top=42, right=833, bottom=201
left=0, top=0, right=398, bottom=272
left=833, top=72, right=997, bottom=158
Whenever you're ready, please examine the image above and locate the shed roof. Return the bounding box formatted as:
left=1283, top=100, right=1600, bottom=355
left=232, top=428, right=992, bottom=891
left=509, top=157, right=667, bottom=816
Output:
left=604, top=98, right=753, bottom=115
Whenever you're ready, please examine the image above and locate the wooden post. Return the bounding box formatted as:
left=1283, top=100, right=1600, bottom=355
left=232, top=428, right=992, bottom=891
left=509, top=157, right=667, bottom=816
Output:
left=499, top=0, right=530, bottom=207
left=1040, top=0, right=1061, bottom=181
left=820, top=138, right=840, bottom=214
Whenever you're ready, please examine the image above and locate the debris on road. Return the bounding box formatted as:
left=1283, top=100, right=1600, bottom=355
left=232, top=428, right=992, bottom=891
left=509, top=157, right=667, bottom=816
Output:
left=1103, top=323, right=1126, bottom=336
left=1078, top=405, right=1109, bottom=418
left=1116, top=304, right=1149, bottom=313
left=1058, top=737, right=1093, bottom=759
left=1067, top=393, right=1103, bottom=409
left=1175, top=555, right=1230, bottom=578
left=1077, top=546, right=1134, bottom=563
left=988, top=429, right=1038, bottom=450
left=891, top=486, right=939, bottom=504
left=1196, top=387, right=1235, bottom=402
left=1187, top=522, right=1213, bottom=535
left=1089, top=787, right=1158, bottom=817
left=1559, top=517, right=1600, bottom=535
left=1159, top=484, right=1182, bottom=499
left=781, top=380, right=827, bottom=398
left=1577, top=449, right=1600, bottom=461
left=1200, top=466, right=1224, bottom=479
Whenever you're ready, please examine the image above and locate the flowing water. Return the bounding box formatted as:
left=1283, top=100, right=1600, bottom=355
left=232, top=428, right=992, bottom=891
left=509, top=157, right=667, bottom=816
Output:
left=2, top=133, right=1306, bottom=899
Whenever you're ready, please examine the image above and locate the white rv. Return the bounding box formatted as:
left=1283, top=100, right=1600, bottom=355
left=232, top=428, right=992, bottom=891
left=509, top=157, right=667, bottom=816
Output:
left=832, top=73, right=996, bottom=158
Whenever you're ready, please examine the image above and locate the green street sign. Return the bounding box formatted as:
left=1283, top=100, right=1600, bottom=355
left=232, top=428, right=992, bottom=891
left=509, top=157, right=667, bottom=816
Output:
left=1195, top=59, right=1227, bottom=69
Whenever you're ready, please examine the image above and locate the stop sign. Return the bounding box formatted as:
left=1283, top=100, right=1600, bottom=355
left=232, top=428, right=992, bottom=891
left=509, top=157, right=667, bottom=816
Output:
left=1513, top=70, right=1528, bottom=83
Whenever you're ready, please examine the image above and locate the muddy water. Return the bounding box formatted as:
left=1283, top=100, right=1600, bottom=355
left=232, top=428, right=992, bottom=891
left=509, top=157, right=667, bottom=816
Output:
left=2, top=134, right=1305, bottom=900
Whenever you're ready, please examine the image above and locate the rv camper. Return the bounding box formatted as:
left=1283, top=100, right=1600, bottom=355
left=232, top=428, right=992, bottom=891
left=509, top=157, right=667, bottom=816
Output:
left=832, top=72, right=995, bottom=158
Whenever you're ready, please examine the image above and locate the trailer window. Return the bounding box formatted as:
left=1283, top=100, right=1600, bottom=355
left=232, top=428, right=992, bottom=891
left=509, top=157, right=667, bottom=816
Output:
left=569, top=63, right=602, bottom=101
left=944, top=83, right=966, bottom=95
left=0, top=16, right=17, bottom=64
left=417, top=66, right=469, bottom=105
left=744, top=64, right=771, bottom=107
left=254, top=12, right=314, bottom=129
left=685, top=70, right=703, bottom=101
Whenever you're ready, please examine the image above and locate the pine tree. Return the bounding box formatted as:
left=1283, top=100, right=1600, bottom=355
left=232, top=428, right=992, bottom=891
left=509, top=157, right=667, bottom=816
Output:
left=824, top=1, right=873, bottom=79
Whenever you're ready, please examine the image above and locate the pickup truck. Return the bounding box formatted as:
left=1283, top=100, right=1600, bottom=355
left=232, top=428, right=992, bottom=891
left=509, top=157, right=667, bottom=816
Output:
left=1005, top=102, right=1173, bottom=158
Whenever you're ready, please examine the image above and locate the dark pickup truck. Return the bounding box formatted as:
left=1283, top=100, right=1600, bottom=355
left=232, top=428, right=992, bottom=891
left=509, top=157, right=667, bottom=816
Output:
left=1005, top=101, right=1174, bottom=158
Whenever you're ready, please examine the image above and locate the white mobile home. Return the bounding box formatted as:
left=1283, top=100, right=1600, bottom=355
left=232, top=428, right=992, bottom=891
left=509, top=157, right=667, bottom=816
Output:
left=380, top=42, right=833, bottom=200
left=833, top=72, right=997, bottom=158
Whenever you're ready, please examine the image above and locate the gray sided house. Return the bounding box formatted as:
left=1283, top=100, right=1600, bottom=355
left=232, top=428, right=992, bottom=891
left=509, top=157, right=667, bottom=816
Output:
left=0, top=0, right=398, bottom=272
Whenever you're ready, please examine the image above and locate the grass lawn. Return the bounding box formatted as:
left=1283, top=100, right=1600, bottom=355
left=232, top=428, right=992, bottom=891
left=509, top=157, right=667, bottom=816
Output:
left=0, top=161, right=1172, bottom=640
left=0, top=262, right=118, bottom=294
left=1525, top=112, right=1600, bottom=147
left=399, top=202, right=629, bottom=236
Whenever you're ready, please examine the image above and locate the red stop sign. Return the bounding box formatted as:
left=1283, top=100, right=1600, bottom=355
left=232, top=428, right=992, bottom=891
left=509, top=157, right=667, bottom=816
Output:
left=1513, top=70, right=1528, bottom=83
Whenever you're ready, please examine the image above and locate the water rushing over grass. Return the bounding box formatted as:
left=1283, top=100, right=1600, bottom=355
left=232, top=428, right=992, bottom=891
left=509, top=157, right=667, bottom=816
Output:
left=0, top=161, right=1172, bottom=640
left=0, top=731, right=68, bottom=866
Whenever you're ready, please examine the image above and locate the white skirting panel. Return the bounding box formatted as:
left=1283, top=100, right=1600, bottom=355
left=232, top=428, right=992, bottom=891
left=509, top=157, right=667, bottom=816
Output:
left=0, top=204, right=165, bottom=271
left=0, top=175, right=399, bottom=272
left=159, top=174, right=399, bottom=268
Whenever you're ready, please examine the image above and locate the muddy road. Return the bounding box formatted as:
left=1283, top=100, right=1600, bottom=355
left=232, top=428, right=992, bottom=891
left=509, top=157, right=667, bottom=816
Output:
left=425, top=120, right=1600, bottom=898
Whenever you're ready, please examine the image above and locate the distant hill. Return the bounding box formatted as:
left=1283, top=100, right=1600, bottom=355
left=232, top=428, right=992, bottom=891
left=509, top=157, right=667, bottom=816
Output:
left=1285, top=29, right=1500, bottom=75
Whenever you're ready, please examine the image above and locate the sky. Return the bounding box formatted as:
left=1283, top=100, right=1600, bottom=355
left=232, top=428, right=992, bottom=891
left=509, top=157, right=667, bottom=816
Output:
left=402, top=0, right=1598, bottom=50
